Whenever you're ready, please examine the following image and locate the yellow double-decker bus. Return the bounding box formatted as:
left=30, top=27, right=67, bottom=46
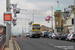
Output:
left=30, top=23, right=41, bottom=38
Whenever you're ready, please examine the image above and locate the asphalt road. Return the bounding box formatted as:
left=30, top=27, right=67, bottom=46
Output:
left=16, top=37, right=75, bottom=50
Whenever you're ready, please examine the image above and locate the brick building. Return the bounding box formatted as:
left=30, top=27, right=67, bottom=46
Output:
left=54, top=4, right=64, bottom=33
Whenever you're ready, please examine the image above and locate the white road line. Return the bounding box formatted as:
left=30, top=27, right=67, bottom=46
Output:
left=43, top=42, right=47, bottom=44
left=49, top=44, right=55, bottom=47
left=48, top=43, right=65, bottom=50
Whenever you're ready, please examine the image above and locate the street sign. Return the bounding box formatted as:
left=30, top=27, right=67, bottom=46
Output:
left=3, top=12, right=12, bottom=23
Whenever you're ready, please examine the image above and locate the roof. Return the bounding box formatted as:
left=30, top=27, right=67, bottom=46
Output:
left=56, top=5, right=61, bottom=12
left=41, top=25, right=52, bottom=31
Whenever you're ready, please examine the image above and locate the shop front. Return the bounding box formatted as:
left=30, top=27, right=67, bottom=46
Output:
left=68, top=26, right=74, bottom=34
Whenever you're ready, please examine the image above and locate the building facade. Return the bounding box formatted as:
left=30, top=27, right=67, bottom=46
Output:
left=63, top=5, right=74, bottom=33
left=41, top=25, right=52, bottom=33
left=54, top=4, right=64, bottom=33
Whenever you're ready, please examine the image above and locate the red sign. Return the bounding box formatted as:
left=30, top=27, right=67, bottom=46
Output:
left=4, top=14, right=11, bottom=21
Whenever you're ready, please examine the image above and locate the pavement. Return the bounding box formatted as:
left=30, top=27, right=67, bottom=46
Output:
left=4, top=37, right=14, bottom=50
left=16, top=37, right=75, bottom=50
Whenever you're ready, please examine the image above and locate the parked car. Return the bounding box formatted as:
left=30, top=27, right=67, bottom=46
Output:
left=48, top=33, right=52, bottom=38
left=66, top=33, right=75, bottom=41
left=41, top=33, right=44, bottom=37
left=48, top=33, right=56, bottom=39
left=51, top=33, right=56, bottom=39
left=43, top=32, right=50, bottom=38
left=60, top=33, right=68, bottom=40
left=55, top=33, right=64, bottom=40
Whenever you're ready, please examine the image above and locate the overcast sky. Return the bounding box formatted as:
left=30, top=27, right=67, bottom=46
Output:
left=0, top=0, right=74, bottom=34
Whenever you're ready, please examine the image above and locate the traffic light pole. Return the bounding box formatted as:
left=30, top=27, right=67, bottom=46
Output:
left=6, top=0, right=11, bottom=47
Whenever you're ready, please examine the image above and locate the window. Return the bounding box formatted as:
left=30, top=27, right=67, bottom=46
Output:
left=56, top=21, right=58, bottom=25
left=33, top=25, right=40, bottom=30
left=72, top=18, right=74, bottom=25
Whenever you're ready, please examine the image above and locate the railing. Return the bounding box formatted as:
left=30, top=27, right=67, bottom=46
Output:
left=0, top=35, right=6, bottom=49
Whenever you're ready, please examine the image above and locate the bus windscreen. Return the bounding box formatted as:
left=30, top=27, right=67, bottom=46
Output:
left=33, top=25, right=40, bottom=30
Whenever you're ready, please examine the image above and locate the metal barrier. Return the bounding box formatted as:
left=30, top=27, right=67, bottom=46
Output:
left=0, top=35, right=6, bottom=49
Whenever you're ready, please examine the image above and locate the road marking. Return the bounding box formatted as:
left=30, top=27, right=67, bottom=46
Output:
left=14, top=38, right=17, bottom=41
left=48, top=43, right=71, bottom=50
left=14, top=41, right=18, bottom=50
left=49, top=44, right=55, bottom=47
left=14, top=40, right=21, bottom=50
left=19, top=37, right=26, bottom=41
left=43, top=42, right=47, bottom=44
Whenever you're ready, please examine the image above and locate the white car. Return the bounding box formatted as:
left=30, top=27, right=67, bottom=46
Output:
left=66, top=33, right=75, bottom=41
left=25, top=33, right=30, bottom=37
left=51, top=33, right=56, bottom=39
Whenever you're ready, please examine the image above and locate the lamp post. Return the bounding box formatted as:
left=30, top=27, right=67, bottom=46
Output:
left=17, top=18, right=30, bottom=34
left=74, top=0, right=75, bottom=34
left=51, top=6, right=53, bottom=33
left=50, top=17, right=53, bottom=33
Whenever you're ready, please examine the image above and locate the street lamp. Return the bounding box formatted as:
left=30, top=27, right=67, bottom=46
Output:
left=74, top=0, right=75, bottom=34
left=50, top=17, right=53, bottom=33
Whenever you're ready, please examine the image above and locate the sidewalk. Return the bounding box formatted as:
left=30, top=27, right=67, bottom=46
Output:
left=4, top=37, right=14, bottom=50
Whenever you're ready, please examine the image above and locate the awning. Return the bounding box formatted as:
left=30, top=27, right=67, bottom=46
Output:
left=68, top=27, right=74, bottom=29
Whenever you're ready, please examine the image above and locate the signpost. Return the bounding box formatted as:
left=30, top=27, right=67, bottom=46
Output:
left=4, top=12, right=12, bottom=47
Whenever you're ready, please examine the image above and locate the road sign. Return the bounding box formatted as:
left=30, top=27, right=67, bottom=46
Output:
left=3, top=12, right=12, bottom=23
